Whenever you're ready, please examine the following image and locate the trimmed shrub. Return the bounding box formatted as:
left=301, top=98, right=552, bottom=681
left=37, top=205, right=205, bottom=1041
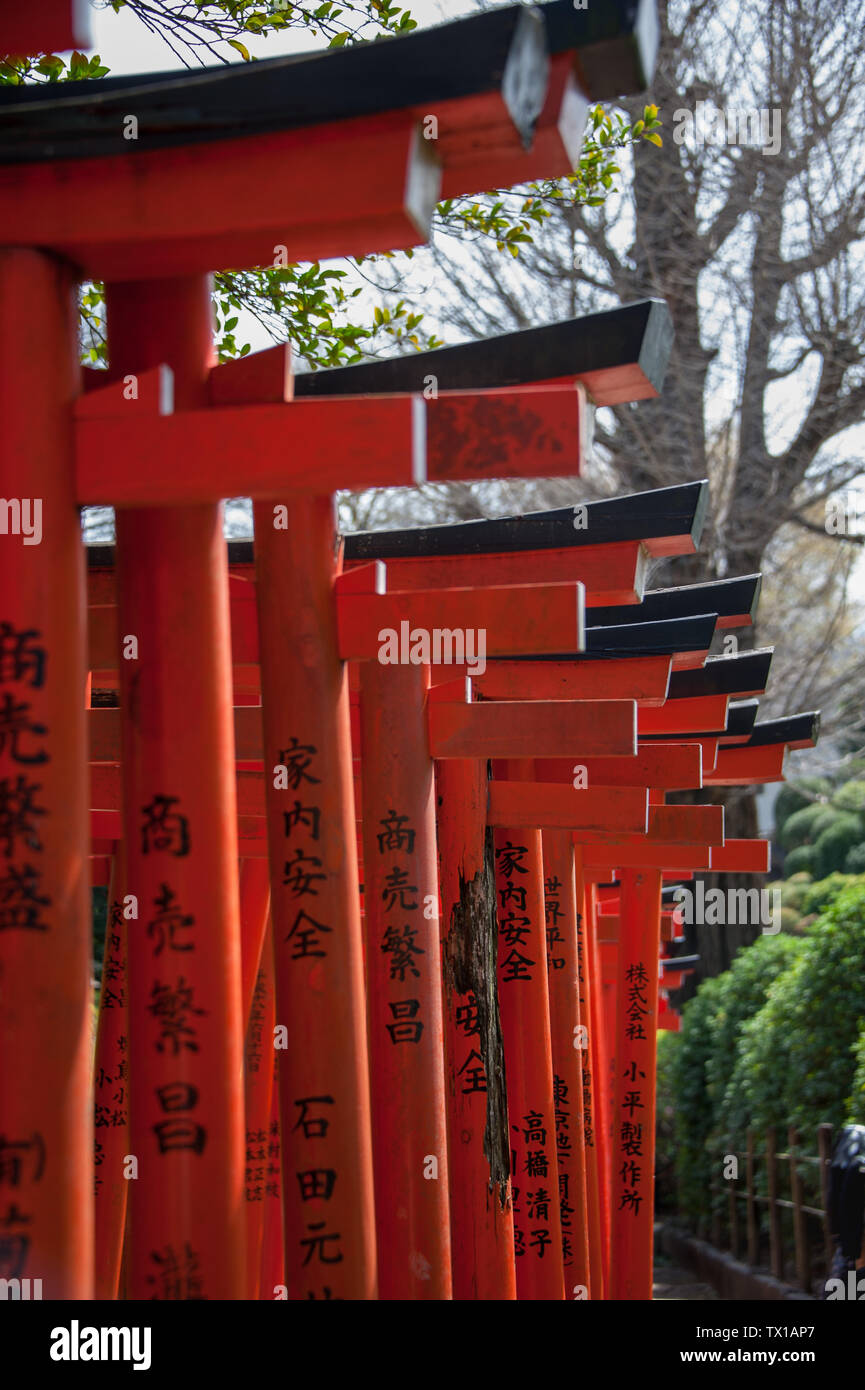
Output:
left=711, top=934, right=804, bottom=1150
left=783, top=845, right=814, bottom=878
left=779, top=803, right=837, bottom=851
left=847, top=1027, right=865, bottom=1124
left=844, top=843, right=865, bottom=875
left=812, top=813, right=865, bottom=879
left=670, top=974, right=727, bottom=1223
left=774, top=777, right=833, bottom=835
left=729, top=883, right=865, bottom=1140
left=832, top=780, right=865, bottom=815
left=801, top=872, right=860, bottom=918
left=656, top=1031, right=681, bottom=1212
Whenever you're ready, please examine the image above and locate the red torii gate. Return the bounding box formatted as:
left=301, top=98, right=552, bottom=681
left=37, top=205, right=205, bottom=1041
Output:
left=2, top=0, right=651, bottom=1300
left=83, top=504, right=817, bottom=1301
left=0, top=0, right=823, bottom=1307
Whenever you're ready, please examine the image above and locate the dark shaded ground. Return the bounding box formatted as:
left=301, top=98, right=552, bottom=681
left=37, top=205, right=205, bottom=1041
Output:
left=653, top=1253, right=720, bottom=1300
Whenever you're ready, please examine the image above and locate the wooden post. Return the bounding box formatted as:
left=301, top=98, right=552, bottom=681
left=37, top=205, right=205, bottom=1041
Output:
left=254, top=495, right=376, bottom=1299
left=93, top=848, right=129, bottom=1299
left=746, top=1131, right=758, bottom=1267
left=766, top=1127, right=783, bottom=1280
left=609, top=866, right=662, bottom=1299
left=574, top=855, right=604, bottom=1298
left=586, top=879, right=613, bottom=1291
left=728, top=1168, right=739, bottom=1259
left=436, top=756, right=516, bottom=1300
left=0, top=249, right=92, bottom=1299
left=542, top=828, right=591, bottom=1297
left=359, top=659, right=452, bottom=1298
left=788, top=1125, right=809, bottom=1293
left=109, top=276, right=245, bottom=1300
left=817, top=1123, right=834, bottom=1276
left=493, top=762, right=565, bottom=1300
left=243, top=928, right=277, bottom=1299
left=711, top=1178, right=722, bottom=1247
left=260, top=1062, right=284, bottom=1300
left=238, top=858, right=271, bottom=1030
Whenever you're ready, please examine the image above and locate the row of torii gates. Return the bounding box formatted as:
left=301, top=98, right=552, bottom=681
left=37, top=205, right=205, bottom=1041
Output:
left=0, top=0, right=818, bottom=1300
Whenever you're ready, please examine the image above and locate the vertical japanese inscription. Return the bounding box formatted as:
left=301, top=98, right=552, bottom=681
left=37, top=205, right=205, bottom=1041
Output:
left=495, top=837, right=557, bottom=1272
left=277, top=737, right=344, bottom=1286
left=617, top=961, right=649, bottom=1219
left=377, top=810, right=425, bottom=1046
left=0, top=625, right=51, bottom=1275
left=0, top=625, right=50, bottom=932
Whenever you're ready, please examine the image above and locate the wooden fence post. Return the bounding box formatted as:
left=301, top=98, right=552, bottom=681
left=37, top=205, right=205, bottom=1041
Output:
left=817, top=1122, right=834, bottom=1276
left=788, top=1125, right=810, bottom=1293
left=766, top=1127, right=783, bottom=1280
left=746, top=1130, right=758, bottom=1267
left=728, top=1164, right=739, bottom=1260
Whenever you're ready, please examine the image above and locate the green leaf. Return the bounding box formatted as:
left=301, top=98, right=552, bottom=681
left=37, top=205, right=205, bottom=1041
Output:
left=227, top=38, right=251, bottom=60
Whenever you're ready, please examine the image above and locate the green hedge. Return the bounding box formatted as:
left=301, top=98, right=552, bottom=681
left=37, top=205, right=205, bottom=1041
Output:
left=667, top=877, right=865, bottom=1226
left=848, top=1027, right=865, bottom=1124
left=729, top=882, right=865, bottom=1138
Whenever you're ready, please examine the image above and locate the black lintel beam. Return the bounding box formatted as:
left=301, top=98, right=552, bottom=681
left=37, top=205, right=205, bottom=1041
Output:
left=294, top=300, right=673, bottom=406
left=542, top=0, right=660, bottom=98
left=344, top=480, right=709, bottom=561
left=588, top=574, right=761, bottom=629
left=505, top=612, right=718, bottom=662
left=666, top=649, right=773, bottom=700
left=0, top=5, right=547, bottom=165
left=746, top=711, right=820, bottom=749
left=583, top=612, right=717, bottom=659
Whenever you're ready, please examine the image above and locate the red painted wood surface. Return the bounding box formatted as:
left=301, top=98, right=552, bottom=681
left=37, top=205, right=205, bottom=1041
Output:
left=1, top=117, right=434, bottom=280
left=244, top=939, right=276, bottom=1300
left=76, top=386, right=584, bottom=505
left=705, top=745, right=785, bottom=785
left=359, top=660, right=452, bottom=1298
left=637, top=695, right=728, bottom=735
left=238, top=858, right=271, bottom=1031
left=575, top=867, right=605, bottom=1298
left=709, top=839, right=771, bottom=872
left=488, top=781, right=647, bottom=834
left=532, top=743, right=702, bottom=789
left=0, top=249, right=92, bottom=1298
left=609, top=868, right=662, bottom=1299
left=109, top=276, right=245, bottom=1300
left=469, top=655, right=671, bottom=704
left=349, top=539, right=648, bottom=605
left=337, top=576, right=584, bottom=662
left=542, top=829, right=591, bottom=1297
left=1, top=0, right=91, bottom=54
left=259, top=1064, right=285, bottom=1299
left=493, top=760, right=565, bottom=1300
left=436, top=757, right=516, bottom=1300
left=92, top=850, right=128, bottom=1300
left=429, top=699, right=636, bottom=761
left=255, top=493, right=377, bottom=1299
